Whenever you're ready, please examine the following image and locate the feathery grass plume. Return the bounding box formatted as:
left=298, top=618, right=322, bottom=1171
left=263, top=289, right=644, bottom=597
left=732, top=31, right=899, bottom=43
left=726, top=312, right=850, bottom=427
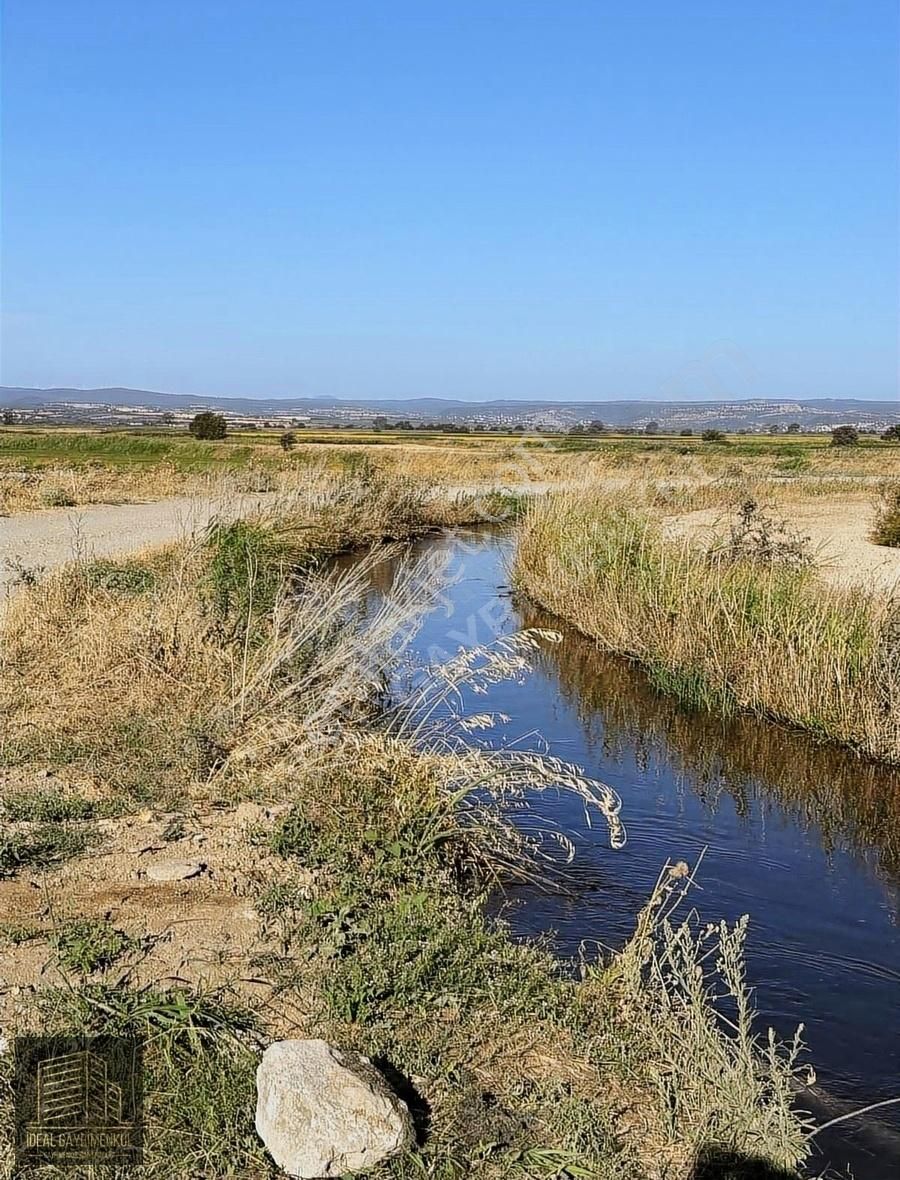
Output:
left=384, top=630, right=627, bottom=850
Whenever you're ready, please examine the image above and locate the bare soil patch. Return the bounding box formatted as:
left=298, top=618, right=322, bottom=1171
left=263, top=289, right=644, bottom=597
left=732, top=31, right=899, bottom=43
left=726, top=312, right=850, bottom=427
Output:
left=664, top=496, right=900, bottom=593
left=0, top=772, right=311, bottom=1035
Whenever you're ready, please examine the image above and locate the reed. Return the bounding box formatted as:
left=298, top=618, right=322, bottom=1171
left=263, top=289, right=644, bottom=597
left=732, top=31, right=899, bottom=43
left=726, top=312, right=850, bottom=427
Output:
left=515, top=489, right=900, bottom=763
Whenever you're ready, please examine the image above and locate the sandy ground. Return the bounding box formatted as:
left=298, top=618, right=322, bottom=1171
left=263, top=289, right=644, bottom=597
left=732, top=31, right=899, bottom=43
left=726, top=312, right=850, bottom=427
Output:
left=663, top=497, right=900, bottom=593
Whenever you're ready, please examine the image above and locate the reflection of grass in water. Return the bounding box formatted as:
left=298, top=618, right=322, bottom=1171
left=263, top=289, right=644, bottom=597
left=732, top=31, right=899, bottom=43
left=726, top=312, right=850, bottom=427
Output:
left=522, top=600, right=900, bottom=888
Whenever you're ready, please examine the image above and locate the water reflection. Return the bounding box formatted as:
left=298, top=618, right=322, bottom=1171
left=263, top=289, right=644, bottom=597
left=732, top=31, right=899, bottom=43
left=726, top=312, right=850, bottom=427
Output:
left=520, top=598, right=900, bottom=902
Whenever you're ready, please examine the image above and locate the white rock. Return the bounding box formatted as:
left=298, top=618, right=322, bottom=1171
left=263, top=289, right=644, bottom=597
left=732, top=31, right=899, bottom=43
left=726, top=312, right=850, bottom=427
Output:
left=255, top=1039, right=413, bottom=1178
left=144, top=859, right=205, bottom=882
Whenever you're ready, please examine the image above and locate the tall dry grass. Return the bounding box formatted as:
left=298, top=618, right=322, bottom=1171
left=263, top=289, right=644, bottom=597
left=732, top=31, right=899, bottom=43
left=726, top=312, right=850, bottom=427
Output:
left=515, top=489, right=900, bottom=763
left=0, top=469, right=475, bottom=799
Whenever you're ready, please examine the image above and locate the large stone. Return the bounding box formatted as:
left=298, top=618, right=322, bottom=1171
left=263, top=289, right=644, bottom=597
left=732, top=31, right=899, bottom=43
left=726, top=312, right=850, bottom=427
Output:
left=255, top=1039, right=413, bottom=1178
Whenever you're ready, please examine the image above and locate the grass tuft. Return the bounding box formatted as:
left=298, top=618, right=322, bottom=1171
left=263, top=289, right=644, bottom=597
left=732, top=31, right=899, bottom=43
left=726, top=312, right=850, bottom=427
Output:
left=0, top=822, right=97, bottom=877
left=51, top=918, right=138, bottom=974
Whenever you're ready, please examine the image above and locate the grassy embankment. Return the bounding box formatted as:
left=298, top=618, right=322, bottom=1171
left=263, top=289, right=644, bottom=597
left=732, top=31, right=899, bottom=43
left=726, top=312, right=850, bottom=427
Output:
left=515, top=490, right=900, bottom=765
left=0, top=469, right=813, bottom=1177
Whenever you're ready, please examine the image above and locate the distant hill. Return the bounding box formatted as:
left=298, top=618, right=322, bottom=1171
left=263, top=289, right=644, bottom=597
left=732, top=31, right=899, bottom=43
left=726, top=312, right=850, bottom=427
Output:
left=2, top=386, right=898, bottom=430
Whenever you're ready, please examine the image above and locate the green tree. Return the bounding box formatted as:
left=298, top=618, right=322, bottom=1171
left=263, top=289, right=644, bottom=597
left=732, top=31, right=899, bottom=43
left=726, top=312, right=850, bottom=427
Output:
left=2, top=409, right=15, bottom=426
left=644, top=420, right=660, bottom=434
left=786, top=422, right=801, bottom=433
left=701, top=428, right=726, bottom=442
left=830, top=425, right=859, bottom=447
left=189, top=411, right=227, bottom=440
left=587, top=420, right=606, bottom=434
left=881, top=424, right=900, bottom=441
left=280, top=431, right=297, bottom=451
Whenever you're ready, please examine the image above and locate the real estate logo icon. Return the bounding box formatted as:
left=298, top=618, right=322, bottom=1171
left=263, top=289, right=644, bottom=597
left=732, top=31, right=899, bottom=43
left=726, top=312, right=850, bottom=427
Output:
left=14, top=1036, right=143, bottom=1172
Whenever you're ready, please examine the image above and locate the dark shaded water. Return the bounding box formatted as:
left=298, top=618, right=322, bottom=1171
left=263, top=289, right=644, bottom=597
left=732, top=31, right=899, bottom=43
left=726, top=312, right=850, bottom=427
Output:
left=342, top=528, right=900, bottom=1177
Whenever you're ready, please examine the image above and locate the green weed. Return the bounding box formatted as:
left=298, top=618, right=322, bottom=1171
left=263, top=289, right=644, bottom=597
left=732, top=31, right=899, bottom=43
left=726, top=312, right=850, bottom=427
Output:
left=83, top=557, right=157, bottom=592
left=1, top=788, right=113, bottom=822
left=0, top=823, right=97, bottom=877
left=204, top=518, right=299, bottom=625
left=52, top=918, right=138, bottom=974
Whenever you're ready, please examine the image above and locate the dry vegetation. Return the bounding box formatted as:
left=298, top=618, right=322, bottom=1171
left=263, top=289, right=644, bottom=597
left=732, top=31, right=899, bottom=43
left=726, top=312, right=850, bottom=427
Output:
left=515, top=488, right=900, bottom=764
left=872, top=481, right=900, bottom=548
left=0, top=468, right=813, bottom=1177
left=1, top=424, right=897, bottom=515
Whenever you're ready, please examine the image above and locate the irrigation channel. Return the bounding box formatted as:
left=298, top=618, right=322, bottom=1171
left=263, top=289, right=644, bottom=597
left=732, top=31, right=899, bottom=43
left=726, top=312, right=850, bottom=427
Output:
left=334, top=526, right=900, bottom=1178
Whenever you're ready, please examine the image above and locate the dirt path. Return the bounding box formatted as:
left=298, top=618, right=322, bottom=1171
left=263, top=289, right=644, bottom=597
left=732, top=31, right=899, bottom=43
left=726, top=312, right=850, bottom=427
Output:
left=663, top=497, right=900, bottom=593
left=0, top=492, right=276, bottom=601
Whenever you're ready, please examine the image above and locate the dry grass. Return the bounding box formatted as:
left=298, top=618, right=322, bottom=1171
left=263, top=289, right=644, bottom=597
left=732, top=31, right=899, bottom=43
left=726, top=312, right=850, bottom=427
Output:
left=0, top=469, right=479, bottom=800
left=515, top=488, right=900, bottom=763
left=0, top=470, right=813, bottom=1176
left=871, top=481, right=900, bottom=548
left=2, top=425, right=896, bottom=516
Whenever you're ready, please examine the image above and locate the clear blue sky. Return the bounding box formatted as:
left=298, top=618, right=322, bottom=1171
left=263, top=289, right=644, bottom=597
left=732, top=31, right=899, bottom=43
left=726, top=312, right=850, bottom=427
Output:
left=2, top=0, right=897, bottom=402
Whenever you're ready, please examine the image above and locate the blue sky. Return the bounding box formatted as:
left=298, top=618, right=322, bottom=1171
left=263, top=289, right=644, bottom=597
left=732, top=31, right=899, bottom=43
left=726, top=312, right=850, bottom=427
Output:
left=1, top=0, right=897, bottom=402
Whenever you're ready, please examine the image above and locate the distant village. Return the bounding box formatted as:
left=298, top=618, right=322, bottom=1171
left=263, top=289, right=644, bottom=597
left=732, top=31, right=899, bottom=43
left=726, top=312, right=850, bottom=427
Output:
left=3, top=396, right=899, bottom=435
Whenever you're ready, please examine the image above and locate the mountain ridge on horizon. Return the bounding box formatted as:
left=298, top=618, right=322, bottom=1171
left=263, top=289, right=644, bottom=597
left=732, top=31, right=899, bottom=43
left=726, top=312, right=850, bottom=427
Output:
left=2, top=385, right=898, bottom=428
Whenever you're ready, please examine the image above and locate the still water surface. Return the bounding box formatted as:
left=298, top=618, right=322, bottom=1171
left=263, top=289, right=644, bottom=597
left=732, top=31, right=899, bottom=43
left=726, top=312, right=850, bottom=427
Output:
left=342, top=528, right=900, bottom=1177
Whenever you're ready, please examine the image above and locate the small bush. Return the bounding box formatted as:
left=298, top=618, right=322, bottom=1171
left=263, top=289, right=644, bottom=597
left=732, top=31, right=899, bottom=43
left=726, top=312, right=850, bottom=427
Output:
left=189, top=411, right=227, bottom=440
left=40, top=485, right=75, bottom=507
left=204, top=518, right=297, bottom=626
left=82, top=558, right=156, bottom=593
left=871, top=484, right=900, bottom=548
left=882, top=424, right=900, bottom=442
left=830, top=424, right=859, bottom=447
left=712, top=499, right=813, bottom=570
left=701, top=429, right=727, bottom=443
